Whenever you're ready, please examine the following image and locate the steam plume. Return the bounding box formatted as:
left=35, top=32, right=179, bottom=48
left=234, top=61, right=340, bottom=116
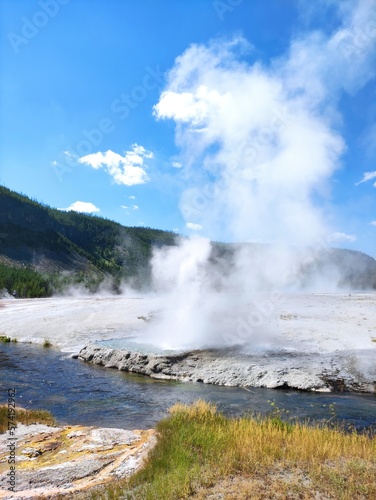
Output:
left=146, top=0, right=376, bottom=350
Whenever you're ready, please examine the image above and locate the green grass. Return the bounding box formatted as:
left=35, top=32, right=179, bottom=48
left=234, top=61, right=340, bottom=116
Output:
left=0, top=406, right=57, bottom=433
left=84, top=400, right=376, bottom=500
left=0, top=336, right=17, bottom=343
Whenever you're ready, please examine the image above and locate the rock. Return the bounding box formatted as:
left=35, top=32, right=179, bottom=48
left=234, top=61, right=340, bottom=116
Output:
left=0, top=423, right=156, bottom=499
left=77, top=343, right=376, bottom=393
left=21, top=447, right=42, bottom=458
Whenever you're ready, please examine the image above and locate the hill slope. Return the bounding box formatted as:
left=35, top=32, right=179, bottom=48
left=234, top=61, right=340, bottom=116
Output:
left=0, top=185, right=176, bottom=294
left=1, top=185, right=376, bottom=297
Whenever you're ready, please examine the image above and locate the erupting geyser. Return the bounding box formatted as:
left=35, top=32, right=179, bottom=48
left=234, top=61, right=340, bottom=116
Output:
left=144, top=7, right=376, bottom=351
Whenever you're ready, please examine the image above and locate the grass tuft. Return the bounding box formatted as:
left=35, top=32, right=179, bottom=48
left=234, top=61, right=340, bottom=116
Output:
left=0, top=406, right=57, bottom=433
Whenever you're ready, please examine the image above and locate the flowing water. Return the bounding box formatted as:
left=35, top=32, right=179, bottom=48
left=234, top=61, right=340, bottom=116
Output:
left=1, top=342, right=375, bottom=431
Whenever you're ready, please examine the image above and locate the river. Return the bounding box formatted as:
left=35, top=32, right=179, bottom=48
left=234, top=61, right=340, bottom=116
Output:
left=1, top=342, right=375, bottom=431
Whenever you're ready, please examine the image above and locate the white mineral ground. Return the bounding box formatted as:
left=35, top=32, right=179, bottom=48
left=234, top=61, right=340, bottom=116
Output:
left=1, top=293, right=376, bottom=497
left=0, top=293, right=375, bottom=393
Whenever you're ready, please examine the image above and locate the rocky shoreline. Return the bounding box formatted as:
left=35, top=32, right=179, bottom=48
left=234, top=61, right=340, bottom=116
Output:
left=0, top=423, right=156, bottom=499
left=76, top=343, right=376, bottom=394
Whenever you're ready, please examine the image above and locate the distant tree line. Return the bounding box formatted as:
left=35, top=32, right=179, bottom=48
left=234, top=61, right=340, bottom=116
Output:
left=0, top=262, right=52, bottom=298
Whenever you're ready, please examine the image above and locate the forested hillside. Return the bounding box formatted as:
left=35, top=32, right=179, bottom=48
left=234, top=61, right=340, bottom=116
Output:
left=0, top=185, right=176, bottom=296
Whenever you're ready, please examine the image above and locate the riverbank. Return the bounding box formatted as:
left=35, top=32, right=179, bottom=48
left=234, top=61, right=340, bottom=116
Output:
left=77, top=400, right=376, bottom=500
left=1, top=402, right=375, bottom=499
left=1, top=293, right=376, bottom=393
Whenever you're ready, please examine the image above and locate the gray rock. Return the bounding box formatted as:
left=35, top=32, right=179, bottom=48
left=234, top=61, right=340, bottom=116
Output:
left=0, top=457, right=113, bottom=491
left=78, top=343, right=376, bottom=393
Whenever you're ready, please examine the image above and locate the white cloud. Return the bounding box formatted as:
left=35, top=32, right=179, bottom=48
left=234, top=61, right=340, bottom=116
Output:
left=79, top=144, right=152, bottom=186
left=129, top=195, right=136, bottom=199
left=328, top=232, right=357, bottom=243
left=356, top=170, right=376, bottom=185
left=369, top=221, right=376, bottom=226
left=172, top=161, right=183, bottom=168
left=122, top=204, right=139, bottom=210
left=186, top=222, right=203, bottom=231
left=59, top=201, right=100, bottom=214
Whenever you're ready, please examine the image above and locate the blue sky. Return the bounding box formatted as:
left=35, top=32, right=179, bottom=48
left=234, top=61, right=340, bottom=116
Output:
left=0, top=0, right=375, bottom=256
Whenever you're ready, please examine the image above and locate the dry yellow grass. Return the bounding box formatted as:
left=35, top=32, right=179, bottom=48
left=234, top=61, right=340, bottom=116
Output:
left=0, top=405, right=56, bottom=433
left=85, top=400, right=376, bottom=500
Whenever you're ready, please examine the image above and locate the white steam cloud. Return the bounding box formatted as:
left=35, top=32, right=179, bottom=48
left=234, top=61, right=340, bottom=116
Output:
left=144, top=0, right=376, bottom=350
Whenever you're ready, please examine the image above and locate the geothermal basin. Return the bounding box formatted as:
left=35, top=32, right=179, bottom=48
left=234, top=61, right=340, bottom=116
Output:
left=0, top=292, right=375, bottom=393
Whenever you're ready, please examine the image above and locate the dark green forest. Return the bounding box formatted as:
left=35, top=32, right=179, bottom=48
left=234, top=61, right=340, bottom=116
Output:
left=0, top=185, right=177, bottom=297
left=0, top=262, right=52, bottom=298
